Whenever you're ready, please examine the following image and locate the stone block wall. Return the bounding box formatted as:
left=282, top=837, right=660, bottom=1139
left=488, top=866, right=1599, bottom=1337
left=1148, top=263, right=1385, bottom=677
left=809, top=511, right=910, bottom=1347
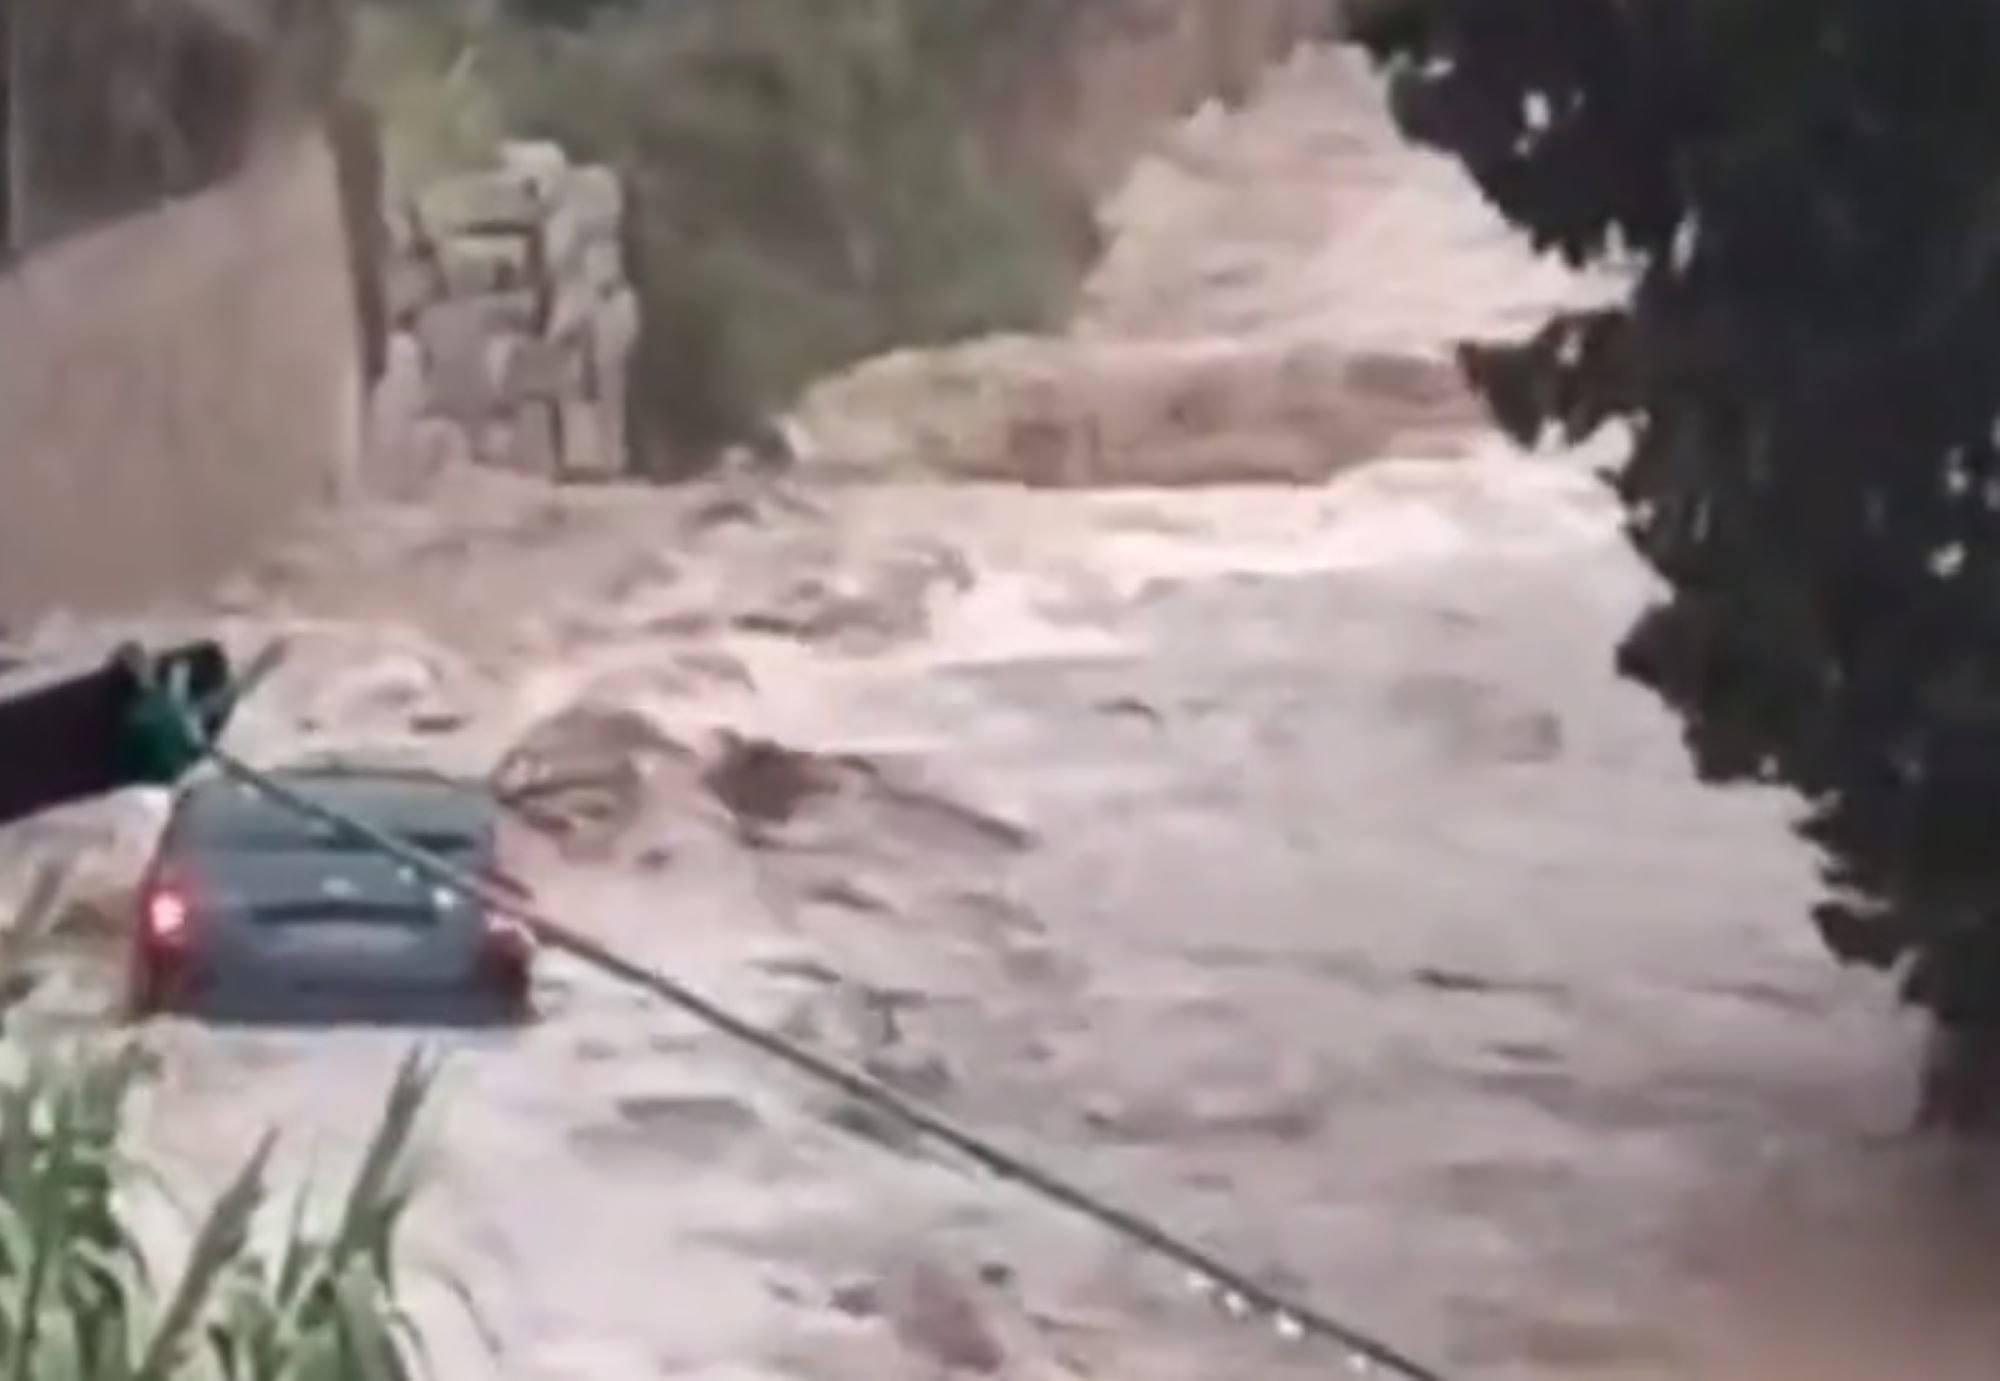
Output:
left=366, top=142, right=637, bottom=489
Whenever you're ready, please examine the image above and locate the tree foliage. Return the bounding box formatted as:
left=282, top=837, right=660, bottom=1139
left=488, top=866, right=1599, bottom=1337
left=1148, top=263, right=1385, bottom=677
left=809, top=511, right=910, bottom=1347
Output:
left=1348, top=1, right=2000, bottom=1028
left=487, top=0, right=1078, bottom=467
left=4, top=0, right=350, bottom=252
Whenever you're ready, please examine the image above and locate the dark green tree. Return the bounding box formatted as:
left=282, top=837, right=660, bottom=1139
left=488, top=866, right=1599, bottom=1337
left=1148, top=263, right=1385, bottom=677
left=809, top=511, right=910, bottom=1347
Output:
left=1347, top=0, right=2000, bottom=1111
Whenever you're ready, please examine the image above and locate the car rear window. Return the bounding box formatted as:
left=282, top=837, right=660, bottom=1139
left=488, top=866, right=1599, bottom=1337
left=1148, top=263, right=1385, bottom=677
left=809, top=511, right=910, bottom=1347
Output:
left=174, top=776, right=492, bottom=859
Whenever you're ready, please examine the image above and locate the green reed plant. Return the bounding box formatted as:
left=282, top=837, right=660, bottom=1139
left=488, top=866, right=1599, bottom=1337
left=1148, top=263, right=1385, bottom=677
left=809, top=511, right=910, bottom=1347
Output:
left=0, top=1041, right=438, bottom=1381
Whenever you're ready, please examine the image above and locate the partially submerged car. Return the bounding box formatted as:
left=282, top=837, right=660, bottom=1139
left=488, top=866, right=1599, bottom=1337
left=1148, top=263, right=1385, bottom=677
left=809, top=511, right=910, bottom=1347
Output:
left=129, top=766, right=537, bottom=1025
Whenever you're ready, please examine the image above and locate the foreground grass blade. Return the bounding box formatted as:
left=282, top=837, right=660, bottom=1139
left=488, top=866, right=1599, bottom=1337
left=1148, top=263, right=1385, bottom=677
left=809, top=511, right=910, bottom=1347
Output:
left=0, top=1036, right=443, bottom=1381
left=329, top=1051, right=436, bottom=1276
left=133, top=1135, right=273, bottom=1381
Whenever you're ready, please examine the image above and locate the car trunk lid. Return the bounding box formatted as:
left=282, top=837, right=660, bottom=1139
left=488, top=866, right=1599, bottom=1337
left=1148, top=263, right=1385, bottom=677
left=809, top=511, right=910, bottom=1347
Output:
left=190, top=846, right=487, bottom=990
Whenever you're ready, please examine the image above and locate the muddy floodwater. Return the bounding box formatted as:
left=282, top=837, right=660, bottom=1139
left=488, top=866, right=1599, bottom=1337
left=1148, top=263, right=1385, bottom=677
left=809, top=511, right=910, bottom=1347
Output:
left=10, top=44, right=2000, bottom=1381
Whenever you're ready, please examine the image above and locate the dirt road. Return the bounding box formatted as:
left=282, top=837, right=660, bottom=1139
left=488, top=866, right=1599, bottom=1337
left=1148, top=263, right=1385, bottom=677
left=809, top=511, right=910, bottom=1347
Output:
left=10, top=43, right=2000, bottom=1381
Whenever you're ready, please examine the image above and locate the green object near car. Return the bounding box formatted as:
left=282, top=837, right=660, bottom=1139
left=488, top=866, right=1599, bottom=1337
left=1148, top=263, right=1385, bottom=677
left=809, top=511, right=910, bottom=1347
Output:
left=112, top=639, right=239, bottom=785
left=116, top=673, right=212, bottom=785
left=0, top=638, right=244, bottom=828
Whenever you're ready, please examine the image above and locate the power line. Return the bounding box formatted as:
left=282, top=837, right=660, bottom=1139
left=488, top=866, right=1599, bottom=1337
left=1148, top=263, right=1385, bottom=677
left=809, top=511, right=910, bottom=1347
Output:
left=162, top=679, right=1452, bottom=1381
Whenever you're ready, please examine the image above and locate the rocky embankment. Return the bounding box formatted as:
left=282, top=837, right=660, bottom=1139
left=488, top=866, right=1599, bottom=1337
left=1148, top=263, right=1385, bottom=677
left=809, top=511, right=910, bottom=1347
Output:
left=367, top=142, right=639, bottom=490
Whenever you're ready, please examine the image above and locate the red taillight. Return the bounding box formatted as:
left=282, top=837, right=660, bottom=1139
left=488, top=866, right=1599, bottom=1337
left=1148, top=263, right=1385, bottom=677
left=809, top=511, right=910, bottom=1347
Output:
left=143, top=886, right=192, bottom=946
left=481, top=912, right=533, bottom=967
left=480, top=914, right=534, bottom=1014
left=478, top=860, right=534, bottom=959
left=485, top=916, right=530, bottom=953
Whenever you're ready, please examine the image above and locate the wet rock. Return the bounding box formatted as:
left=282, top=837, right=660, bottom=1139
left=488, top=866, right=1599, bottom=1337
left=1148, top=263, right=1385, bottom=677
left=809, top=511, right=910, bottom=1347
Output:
left=557, top=397, right=616, bottom=481
left=373, top=146, right=636, bottom=485
left=487, top=335, right=572, bottom=402
left=696, top=732, right=1032, bottom=874
left=740, top=587, right=936, bottom=655
left=541, top=196, right=598, bottom=280
left=703, top=734, right=845, bottom=833
left=543, top=278, right=599, bottom=350
left=799, top=977, right=910, bottom=1055
left=408, top=708, right=468, bottom=735
left=868, top=771, right=1033, bottom=855
left=482, top=402, right=562, bottom=478
left=384, top=255, right=439, bottom=327
left=755, top=954, right=844, bottom=991
left=469, top=289, right=544, bottom=335
left=805, top=877, right=892, bottom=914
left=789, top=333, right=1483, bottom=486
left=587, top=289, right=638, bottom=384
left=605, top=1090, right=765, bottom=1158
left=786, top=975, right=960, bottom=1152
left=405, top=417, right=476, bottom=491
left=1415, top=967, right=1506, bottom=996
left=0, top=967, right=40, bottom=1018
left=414, top=298, right=508, bottom=422
left=1082, top=1064, right=1330, bottom=1144
left=880, top=1259, right=1007, bottom=1374
left=415, top=169, right=539, bottom=238
left=1098, top=694, right=1164, bottom=725
left=383, top=198, right=423, bottom=258
left=1387, top=672, right=1565, bottom=765
left=562, top=165, right=624, bottom=241
left=1493, top=708, right=1564, bottom=763
left=0, top=801, right=166, bottom=997
left=310, top=651, right=451, bottom=725
left=665, top=1366, right=799, bottom=1381
left=583, top=287, right=638, bottom=470
left=0, top=859, right=74, bottom=1003
left=580, top=238, right=625, bottom=296
left=499, top=139, right=568, bottom=200
left=1505, top=1313, right=1692, bottom=1370
left=733, top=415, right=805, bottom=474
left=435, top=231, right=537, bottom=297
left=571, top=1036, right=620, bottom=1063
left=472, top=418, right=516, bottom=473
left=365, top=333, right=426, bottom=489
left=829, top=1278, right=883, bottom=1318
left=864, top=1046, right=956, bottom=1102
left=493, top=702, right=700, bottom=858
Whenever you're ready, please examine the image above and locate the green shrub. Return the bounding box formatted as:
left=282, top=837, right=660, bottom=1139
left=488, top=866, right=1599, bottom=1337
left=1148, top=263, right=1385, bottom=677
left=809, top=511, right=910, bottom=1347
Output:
left=362, top=0, right=1083, bottom=470
left=0, top=1040, right=438, bottom=1380
left=5, top=0, right=350, bottom=248
left=351, top=2, right=507, bottom=189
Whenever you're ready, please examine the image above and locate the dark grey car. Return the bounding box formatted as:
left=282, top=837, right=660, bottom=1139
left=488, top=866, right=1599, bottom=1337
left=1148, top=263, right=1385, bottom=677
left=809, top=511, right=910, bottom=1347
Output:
left=128, top=766, right=537, bottom=1025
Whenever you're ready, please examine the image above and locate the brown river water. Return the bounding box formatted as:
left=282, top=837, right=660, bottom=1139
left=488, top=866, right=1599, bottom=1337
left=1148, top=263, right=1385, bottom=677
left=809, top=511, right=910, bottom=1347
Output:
left=8, top=43, right=2000, bottom=1381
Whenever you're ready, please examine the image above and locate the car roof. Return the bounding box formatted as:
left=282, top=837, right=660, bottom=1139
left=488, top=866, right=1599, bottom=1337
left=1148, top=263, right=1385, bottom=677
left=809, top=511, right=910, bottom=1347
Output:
left=171, top=766, right=496, bottom=847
